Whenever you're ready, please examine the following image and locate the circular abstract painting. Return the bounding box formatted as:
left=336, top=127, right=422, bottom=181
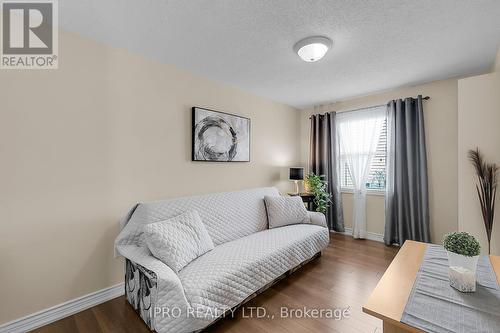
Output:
left=193, top=107, right=250, bottom=162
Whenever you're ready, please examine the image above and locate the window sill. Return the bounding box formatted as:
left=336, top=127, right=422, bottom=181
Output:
left=341, top=189, right=385, bottom=196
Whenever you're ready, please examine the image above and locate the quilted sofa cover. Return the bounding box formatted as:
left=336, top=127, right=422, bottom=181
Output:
left=115, top=187, right=329, bottom=333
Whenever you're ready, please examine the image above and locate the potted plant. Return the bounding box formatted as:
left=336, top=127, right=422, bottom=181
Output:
left=443, top=232, right=481, bottom=292
left=305, top=173, right=331, bottom=214
left=468, top=148, right=498, bottom=255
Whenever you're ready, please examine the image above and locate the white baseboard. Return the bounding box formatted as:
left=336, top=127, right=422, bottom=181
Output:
left=0, top=283, right=124, bottom=333
left=333, top=227, right=385, bottom=243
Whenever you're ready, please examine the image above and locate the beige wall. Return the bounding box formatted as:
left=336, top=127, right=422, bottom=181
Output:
left=300, top=78, right=460, bottom=242
left=341, top=193, right=385, bottom=235
left=458, top=71, right=500, bottom=255
left=0, top=31, right=301, bottom=324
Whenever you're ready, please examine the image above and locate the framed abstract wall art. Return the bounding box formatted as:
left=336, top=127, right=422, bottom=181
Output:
left=192, top=107, right=250, bottom=162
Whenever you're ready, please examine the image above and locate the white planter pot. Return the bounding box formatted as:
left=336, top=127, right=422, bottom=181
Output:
left=446, top=251, right=479, bottom=292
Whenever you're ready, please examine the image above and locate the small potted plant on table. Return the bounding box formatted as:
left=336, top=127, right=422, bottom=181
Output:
left=443, top=232, right=481, bottom=292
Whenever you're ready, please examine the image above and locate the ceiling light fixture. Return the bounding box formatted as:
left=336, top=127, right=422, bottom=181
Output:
left=293, top=36, right=333, bottom=62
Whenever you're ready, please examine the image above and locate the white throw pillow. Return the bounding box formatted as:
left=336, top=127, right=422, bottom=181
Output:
left=143, top=210, right=214, bottom=272
left=264, top=195, right=310, bottom=229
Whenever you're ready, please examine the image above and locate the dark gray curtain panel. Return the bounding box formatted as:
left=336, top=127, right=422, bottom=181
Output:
left=385, top=95, right=430, bottom=246
left=310, top=112, right=344, bottom=232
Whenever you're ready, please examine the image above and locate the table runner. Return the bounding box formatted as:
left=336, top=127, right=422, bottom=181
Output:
left=401, top=244, right=500, bottom=333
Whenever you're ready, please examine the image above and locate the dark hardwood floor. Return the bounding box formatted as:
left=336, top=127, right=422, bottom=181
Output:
left=33, top=233, right=398, bottom=333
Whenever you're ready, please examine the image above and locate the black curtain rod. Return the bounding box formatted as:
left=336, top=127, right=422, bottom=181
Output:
left=309, top=95, right=430, bottom=118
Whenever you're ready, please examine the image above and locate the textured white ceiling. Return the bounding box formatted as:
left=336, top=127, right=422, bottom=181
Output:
left=60, top=0, right=500, bottom=108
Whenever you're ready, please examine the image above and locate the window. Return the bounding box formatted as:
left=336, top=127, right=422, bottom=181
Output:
left=339, top=116, right=387, bottom=191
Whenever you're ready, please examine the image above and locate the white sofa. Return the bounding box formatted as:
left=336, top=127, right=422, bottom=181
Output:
left=115, top=187, right=329, bottom=333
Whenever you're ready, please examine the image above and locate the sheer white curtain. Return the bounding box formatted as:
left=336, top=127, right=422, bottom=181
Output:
left=337, top=106, right=386, bottom=238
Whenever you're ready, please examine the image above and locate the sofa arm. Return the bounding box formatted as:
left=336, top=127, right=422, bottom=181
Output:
left=308, top=211, right=328, bottom=228
left=119, top=245, right=193, bottom=332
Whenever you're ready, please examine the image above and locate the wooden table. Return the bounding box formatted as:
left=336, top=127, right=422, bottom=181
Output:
left=362, top=241, right=500, bottom=333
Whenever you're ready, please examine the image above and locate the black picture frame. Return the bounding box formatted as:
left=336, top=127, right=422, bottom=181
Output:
left=192, top=107, right=251, bottom=162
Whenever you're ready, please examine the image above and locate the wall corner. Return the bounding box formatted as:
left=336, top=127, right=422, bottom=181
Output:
left=493, top=47, right=500, bottom=72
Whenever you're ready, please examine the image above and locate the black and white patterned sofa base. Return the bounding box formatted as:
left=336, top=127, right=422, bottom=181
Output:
left=126, top=259, right=158, bottom=331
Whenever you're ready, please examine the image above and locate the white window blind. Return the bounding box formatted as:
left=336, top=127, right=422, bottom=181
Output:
left=340, top=118, right=387, bottom=190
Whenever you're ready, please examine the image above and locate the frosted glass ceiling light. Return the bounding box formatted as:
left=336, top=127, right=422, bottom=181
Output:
left=293, top=36, right=333, bottom=62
